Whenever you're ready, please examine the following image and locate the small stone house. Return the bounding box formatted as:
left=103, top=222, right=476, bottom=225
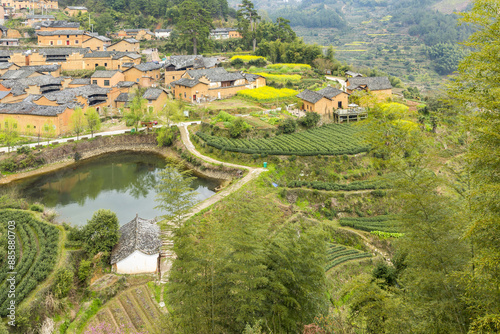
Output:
left=108, top=38, right=140, bottom=53
left=91, top=70, right=125, bottom=88
left=111, top=215, right=161, bottom=275
left=297, top=86, right=349, bottom=114
left=346, top=77, right=392, bottom=101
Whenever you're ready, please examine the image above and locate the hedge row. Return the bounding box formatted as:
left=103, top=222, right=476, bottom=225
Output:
left=339, top=215, right=399, bottom=233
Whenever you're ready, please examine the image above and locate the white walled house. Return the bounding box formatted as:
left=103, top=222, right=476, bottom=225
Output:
left=154, top=29, right=172, bottom=39
left=111, top=215, right=161, bottom=275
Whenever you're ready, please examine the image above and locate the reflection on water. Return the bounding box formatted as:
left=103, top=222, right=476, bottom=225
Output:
left=10, top=152, right=218, bottom=226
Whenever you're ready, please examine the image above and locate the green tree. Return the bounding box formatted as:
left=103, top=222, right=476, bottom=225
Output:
left=175, top=0, right=213, bottom=55
left=300, top=111, right=321, bottom=128
left=42, top=122, right=56, bottom=145
left=278, top=118, right=297, bottom=134
left=0, top=117, right=20, bottom=152
left=162, top=100, right=183, bottom=126
left=83, top=209, right=120, bottom=259
left=237, top=0, right=260, bottom=52
left=449, top=0, right=500, bottom=329
left=125, top=88, right=148, bottom=131
left=85, top=107, right=101, bottom=138
left=70, top=107, right=87, bottom=140
left=52, top=268, right=74, bottom=299
left=154, top=163, right=198, bottom=230
left=229, top=118, right=249, bottom=138
left=94, top=11, right=115, bottom=36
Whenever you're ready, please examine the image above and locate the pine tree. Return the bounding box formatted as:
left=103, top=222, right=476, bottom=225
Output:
left=175, top=0, right=213, bottom=55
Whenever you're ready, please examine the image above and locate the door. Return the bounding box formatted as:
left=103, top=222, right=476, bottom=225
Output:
left=193, top=95, right=196, bottom=101
left=338, top=101, right=342, bottom=109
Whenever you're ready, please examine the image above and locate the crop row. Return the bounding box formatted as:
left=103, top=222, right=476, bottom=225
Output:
left=325, top=243, right=372, bottom=272
left=197, top=124, right=368, bottom=156
left=237, top=86, right=298, bottom=102
left=339, top=215, right=399, bottom=233
left=287, top=178, right=391, bottom=191
left=0, top=210, right=59, bottom=315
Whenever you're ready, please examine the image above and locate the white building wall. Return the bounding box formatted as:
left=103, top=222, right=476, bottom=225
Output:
left=115, top=250, right=159, bottom=274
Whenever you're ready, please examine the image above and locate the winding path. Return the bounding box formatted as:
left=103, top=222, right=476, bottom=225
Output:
left=178, top=125, right=266, bottom=219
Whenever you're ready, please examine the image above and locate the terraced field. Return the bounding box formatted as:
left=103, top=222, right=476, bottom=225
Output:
left=325, top=243, right=372, bottom=272
left=0, top=210, right=59, bottom=316
left=339, top=215, right=399, bottom=233
left=83, top=284, right=163, bottom=334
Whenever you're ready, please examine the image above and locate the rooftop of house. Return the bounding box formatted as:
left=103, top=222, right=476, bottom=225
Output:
left=0, top=69, right=39, bottom=80
left=85, top=33, right=111, bottom=42
left=210, top=28, right=238, bottom=33
left=0, top=101, right=70, bottom=116
left=37, top=84, right=110, bottom=104
left=1, top=75, right=63, bottom=96
left=133, top=62, right=163, bottom=72
left=69, top=78, right=91, bottom=85
left=37, top=48, right=89, bottom=56
left=91, top=70, right=122, bottom=78
left=20, top=64, right=60, bottom=73
left=347, top=77, right=392, bottom=91
left=0, top=63, right=17, bottom=70
left=37, top=29, right=85, bottom=36
left=83, top=51, right=141, bottom=60
left=171, top=77, right=206, bottom=88
left=296, top=89, right=325, bottom=104
left=115, top=92, right=130, bottom=102
left=110, top=215, right=161, bottom=265
left=142, top=88, right=164, bottom=100
left=165, top=55, right=219, bottom=70
left=317, top=86, right=346, bottom=99
left=116, top=81, right=136, bottom=88
left=155, top=29, right=172, bottom=33
left=241, top=72, right=263, bottom=82
left=345, top=70, right=363, bottom=77
left=186, top=67, right=244, bottom=82
left=34, top=20, right=80, bottom=30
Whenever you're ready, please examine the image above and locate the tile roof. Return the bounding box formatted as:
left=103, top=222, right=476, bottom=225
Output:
left=133, top=62, right=162, bottom=72
left=0, top=69, right=38, bottom=80
left=110, top=215, right=161, bottom=265
left=26, top=15, right=55, bottom=19
left=296, top=89, right=325, bottom=104
left=40, top=85, right=109, bottom=104
left=115, top=92, right=130, bottom=102
left=0, top=63, right=16, bottom=70
left=38, top=48, right=88, bottom=56
left=347, top=77, right=392, bottom=91
left=91, top=70, right=121, bottom=78
left=155, top=29, right=172, bottom=33
left=20, top=64, right=60, bottom=72
left=317, top=86, right=346, bottom=99
left=0, top=101, right=69, bottom=116
left=186, top=67, right=244, bottom=82
left=116, top=81, right=136, bottom=88
left=171, top=77, right=205, bottom=88
left=37, top=29, right=84, bottom=36
left=66, top=6, right=87, bottom=10
left=241, top=73, right=262, bottom=82
left=69, top=78, right=91, bottom=85
left=142, top=88, right=164, bottom=100
left=1, top=75, right=63, bottom=97
left=165, top=55, right=220, bottom=70
left=34, top=20, right=80, bottom=29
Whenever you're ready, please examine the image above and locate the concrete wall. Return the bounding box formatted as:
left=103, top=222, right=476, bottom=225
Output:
left=115, top=250, right=158, bottom=274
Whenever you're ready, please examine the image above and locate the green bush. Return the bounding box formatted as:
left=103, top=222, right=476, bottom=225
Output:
left=78, top=260, right=92, bottom=282
left=29, top=203, right=44, bottom=212
left=52, top=268, right=74, bottom=299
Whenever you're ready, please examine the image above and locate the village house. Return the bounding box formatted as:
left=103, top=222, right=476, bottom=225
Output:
left=297, top=86, right=350, bottom=114
left=0, top=75, right=63, bottom=103
left=111, top=215, right=161, bottom=275
left=64, top=6, right=87, bottom=16
left=164, top=55, right=219, bottom=88
left=123, top=62, right=162, bottom=87
left=83, top=51, right=141, bottom=70
left=37, top=29, right=85, bottom=47
left=0, top=38, right=18, bottom=46
left=2, top=0, right=58, bottom=11
left=172, top=67, right=265, bottom=103
left=142, top=87, right=168, bottom=112
left=29, top=84, right=110, bottom=113
left=115, top=29, right=154, bottom=41
left=0, top=101, right=74, bottom=136
left=91, top=70, right=124, bottom=88
left=345, top=70, right=363, bottom=78
left=108, top=80, right=138, bottom=108
left=26, top=14, right=54, bottom=26
left=209, top=28, right=242, bottom=40
left=8, top=48, right=89, bottom=71
left=82, top=34, right=111, bottom=51
left=154, top=29, right=172, bottom=39
left=0, top=68, right=43, bottom=80
left=346, top=76, right=393, bottom=100
left=107, top=38, right=140, bottom=53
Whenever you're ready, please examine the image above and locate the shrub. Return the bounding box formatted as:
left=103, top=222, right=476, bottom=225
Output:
left=278, top=119, right=297, bottom=134
left=52, top=268, right=74, bottom=299
left=30, top=203, right=44, bottom=212
left=78, top=260, right=92, bottom=282
left=300, top=112, right=321, bottom=128
left=17, top=146, right=31, bottom=155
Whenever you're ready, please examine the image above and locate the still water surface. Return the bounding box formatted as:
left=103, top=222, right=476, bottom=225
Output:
left=10, top=152, right=218, bottom=226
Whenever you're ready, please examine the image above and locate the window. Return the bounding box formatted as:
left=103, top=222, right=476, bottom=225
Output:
left=104, top=80, right=110, bottom=86
left=66, top=35, right=69, bottom=38
left=173, top=76, right=175, bottom=79
left=156, top=74, right=158, bottom=78
left=75, top=40, right=78, bottom=44
left=50, top=41, right=53, bottom=45
left=57, top=40, right=62, bottom=45
left=184, top=92, right=186, bottom=98
left=136, top=78, right=139, bottom=82
left=104, top=63, right=107, bottom=67
left=92, top=80, right=97, bottom=84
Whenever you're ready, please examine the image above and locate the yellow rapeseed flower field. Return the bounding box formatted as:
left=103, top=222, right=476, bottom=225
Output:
left=267, top=63, right=311, bottom=70
left=231, top=55, right=267, bottom=62
left=237, top=86, right=298, bottom=102
left=253, top=73, right=301, bottom=82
